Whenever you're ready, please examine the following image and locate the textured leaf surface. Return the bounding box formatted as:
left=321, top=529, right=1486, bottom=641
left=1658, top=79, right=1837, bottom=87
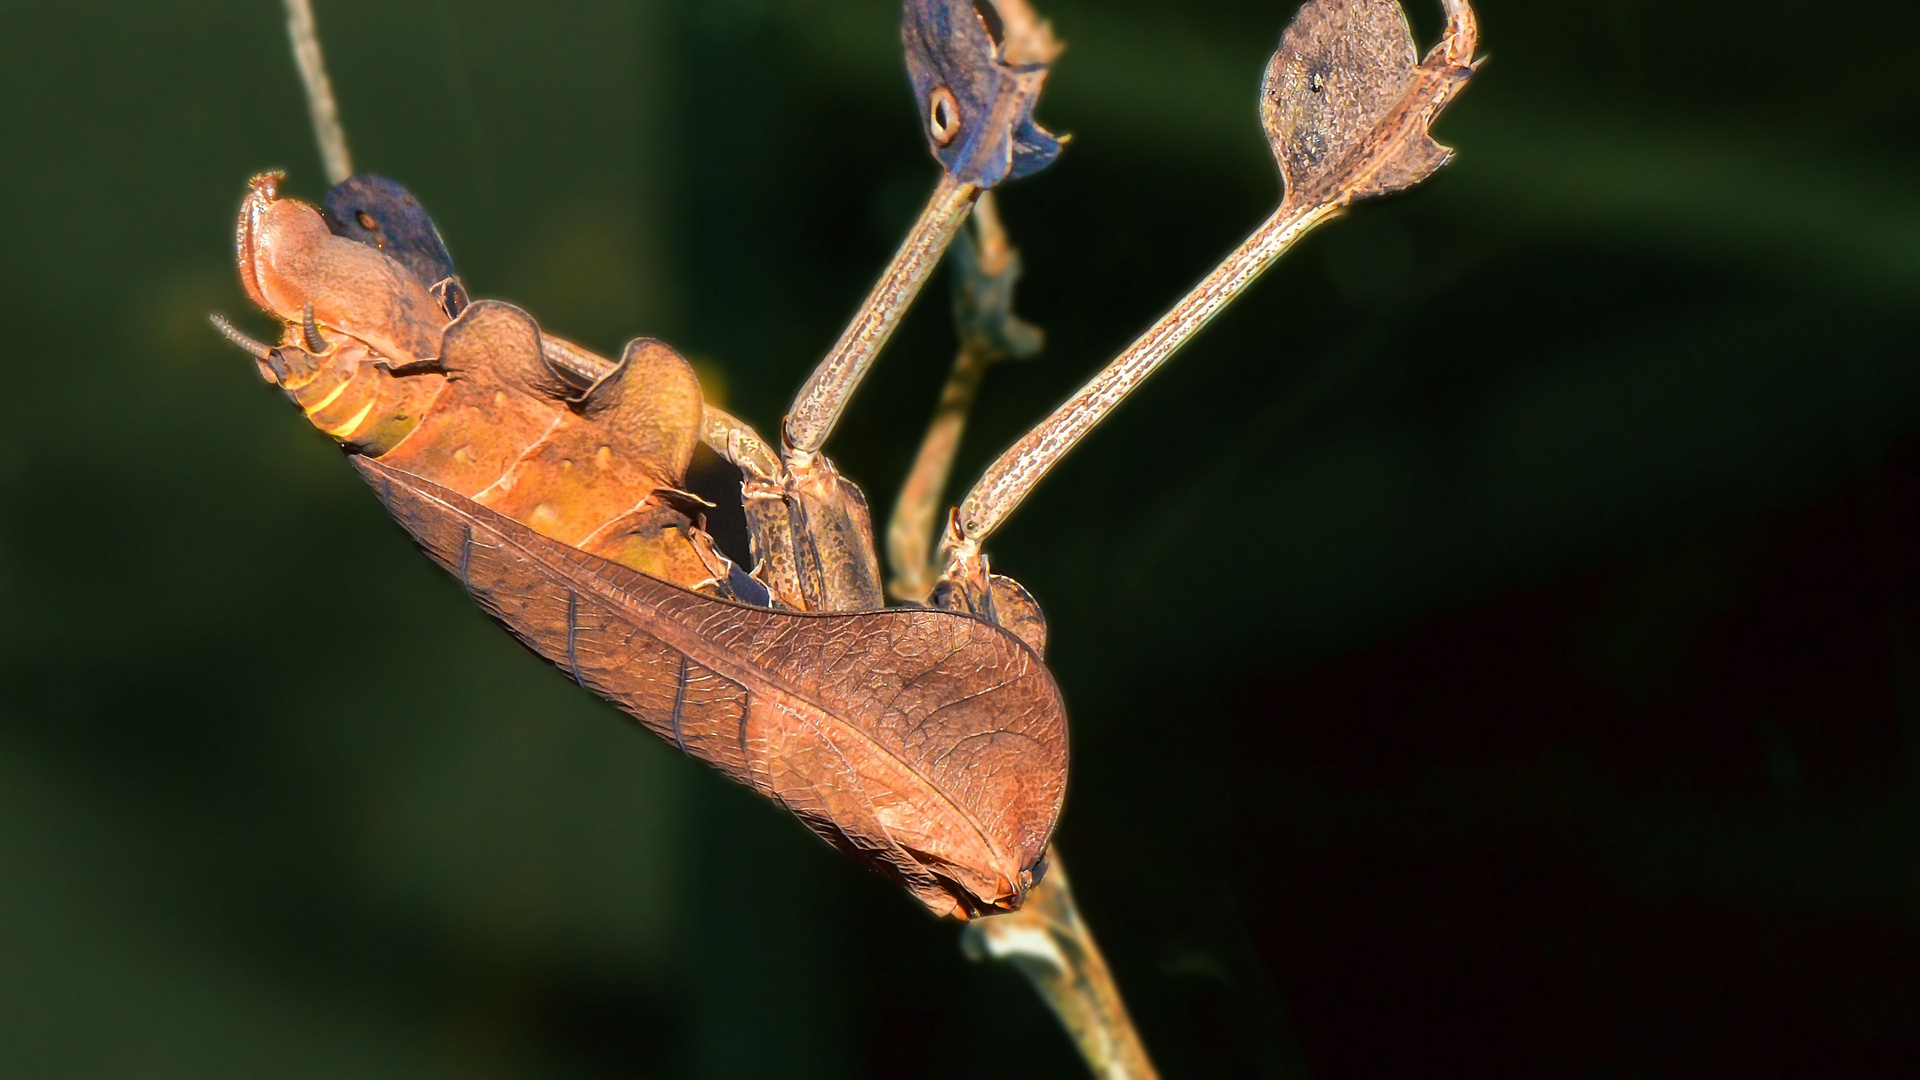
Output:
left=1261, top=0, right=1476, bottom=211
left=354, top=457, right=1069, bottom=919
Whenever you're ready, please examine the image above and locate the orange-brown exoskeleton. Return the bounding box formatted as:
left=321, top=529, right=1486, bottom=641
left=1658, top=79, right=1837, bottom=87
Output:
left=227, top=173, right=757, bottom=602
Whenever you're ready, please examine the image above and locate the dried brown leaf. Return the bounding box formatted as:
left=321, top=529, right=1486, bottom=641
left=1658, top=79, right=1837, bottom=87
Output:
left=1262, top=0, right=1478, bottom=212
left=355, top=457, right=1069, bottom=919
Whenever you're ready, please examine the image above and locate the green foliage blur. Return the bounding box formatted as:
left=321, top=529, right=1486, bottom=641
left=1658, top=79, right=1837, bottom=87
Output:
left=2, top=0, right=1917, bottom=1075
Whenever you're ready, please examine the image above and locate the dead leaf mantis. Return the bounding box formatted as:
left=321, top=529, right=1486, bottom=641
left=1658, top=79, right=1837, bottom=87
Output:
left=215, top=0, right=1480, bottom=1075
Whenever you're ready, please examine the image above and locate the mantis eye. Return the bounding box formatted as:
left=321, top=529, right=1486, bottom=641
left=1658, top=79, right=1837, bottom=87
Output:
left=929, top=86, right=962, bottom=146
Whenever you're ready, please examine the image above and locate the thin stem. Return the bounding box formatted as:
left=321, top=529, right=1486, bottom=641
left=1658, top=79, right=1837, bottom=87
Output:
left=283, top=0, right=353, bottom=184
left=967, top=191, right=1017, bottom=278
left=954, top=199, right=1340, bottom=549
left=784, top=174, right=979, bottom=457
left=886, top=191, right=1025, bottom=602
left=963, top=853, right=1159, bottom=1080
left=888, top=342, right=995, bottom=602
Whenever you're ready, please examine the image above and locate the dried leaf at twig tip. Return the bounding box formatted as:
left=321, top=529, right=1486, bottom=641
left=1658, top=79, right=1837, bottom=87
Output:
left=903, top=0, right=1064, bottom=187
left=1261, top=0, right=1479, bottom=211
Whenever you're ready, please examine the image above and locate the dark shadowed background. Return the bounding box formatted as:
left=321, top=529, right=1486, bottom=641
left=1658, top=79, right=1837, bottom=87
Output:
left=3, top=0, right=1918, bottom=1075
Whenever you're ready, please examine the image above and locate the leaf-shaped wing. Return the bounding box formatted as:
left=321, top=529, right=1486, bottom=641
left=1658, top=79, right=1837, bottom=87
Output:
left=355, top=457, right=1069, bottom=920
left=903, top=0, right=1063, bottom=187
left=1261, top=0, right=1478, bottom=211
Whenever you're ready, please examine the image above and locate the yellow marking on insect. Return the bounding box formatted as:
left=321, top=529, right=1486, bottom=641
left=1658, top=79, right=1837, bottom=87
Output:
left=494, top=391, right=509, bottom=409
left=302, top=373, right=352, bottom=416
left=596, top=446, right=614, bottom=470
left=454, top=446, right=474, bottom=464
left=529, top=504, right=561, bottom=532
left=325, top=401, right=376, bottom=439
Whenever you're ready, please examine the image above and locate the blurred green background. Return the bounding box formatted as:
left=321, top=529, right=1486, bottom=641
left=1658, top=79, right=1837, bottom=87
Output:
left=3, top=0, right=1919, bottom=1075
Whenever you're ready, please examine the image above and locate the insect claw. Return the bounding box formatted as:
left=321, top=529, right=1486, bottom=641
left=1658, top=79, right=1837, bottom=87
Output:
left=209, top=314, right=273, bottom=360
left=302, top=303, right=330, bottom=353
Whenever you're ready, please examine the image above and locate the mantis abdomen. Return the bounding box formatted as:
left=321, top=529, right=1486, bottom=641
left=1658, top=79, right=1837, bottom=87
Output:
left=236, top=173, right=743, bottom=599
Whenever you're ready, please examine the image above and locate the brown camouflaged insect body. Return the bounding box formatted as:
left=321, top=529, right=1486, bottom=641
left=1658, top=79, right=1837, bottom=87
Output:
left=231, top=173, right=1067, bottom=919
left=236, top=174, right=736, bottom=592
